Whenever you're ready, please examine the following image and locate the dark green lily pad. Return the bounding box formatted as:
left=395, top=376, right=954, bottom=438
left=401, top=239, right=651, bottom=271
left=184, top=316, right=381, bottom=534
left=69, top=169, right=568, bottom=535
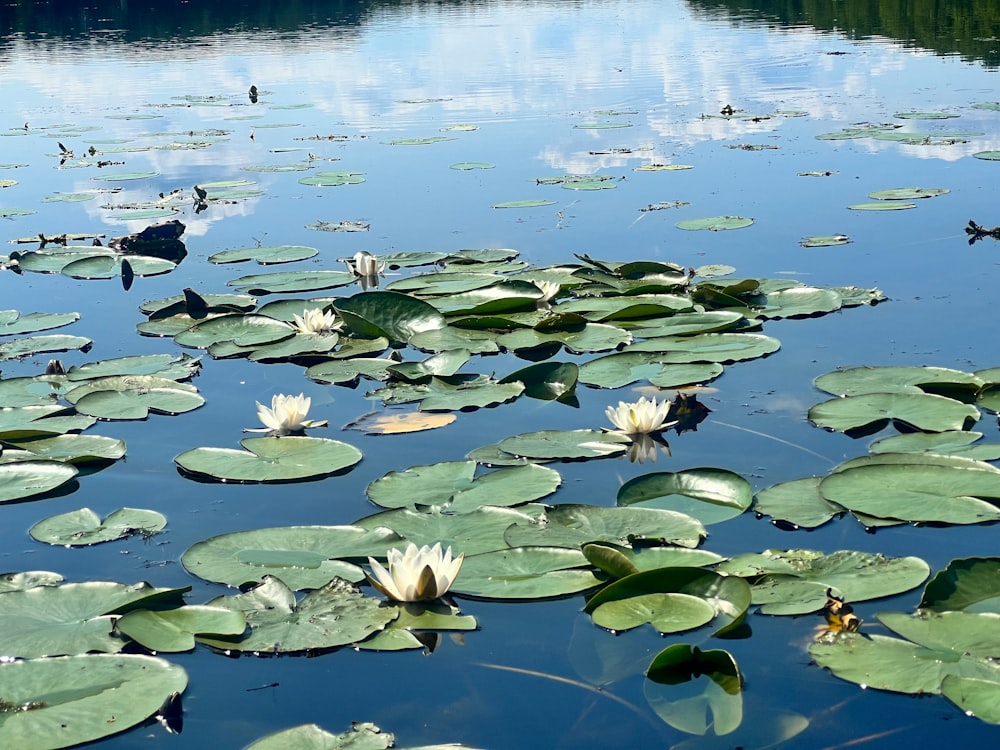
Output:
left=0, top=460, right=78, bottom=503
left=175, top=436, right=362, bottom=484
left=335, top=291, right=446, bottom=343
left=920, top=557, right=1000, bottom=614
left=29, top=507, right=165, bottom=546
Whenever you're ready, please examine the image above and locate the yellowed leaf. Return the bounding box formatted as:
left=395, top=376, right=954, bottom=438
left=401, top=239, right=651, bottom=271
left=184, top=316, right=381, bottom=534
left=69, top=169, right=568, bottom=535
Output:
left=346, top=411, right=456, bottom=435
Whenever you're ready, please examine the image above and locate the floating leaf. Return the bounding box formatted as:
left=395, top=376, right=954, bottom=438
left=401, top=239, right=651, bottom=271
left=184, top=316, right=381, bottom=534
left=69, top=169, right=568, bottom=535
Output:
left=29, top=507, right=165, bottom=546
left=753, top=477, right=840, bottom=529
left=868, top=187, right=949, bottom=200
left=0, top=654, right=187, bottom=750
left=175, top=436, right=362, bottom=483
left=298, top=171, right=365, bottom=186
left=451, top=162, right=494, bottom=170
left=181, top=525, right=400, bottom=590
left=116, top=605, right=246, bottom=652
left=496, top=429, right=631, bottom=460
left=848, top=202, right=916, bottom=211
left=717, top=549, right=929, bottom=615
left=197, top=576, right=396, bottom=654
left=367, top=461, right=560, bottom=512
left=618, top=469, right=753, bottom=525
left=0, top=334, right=92, bottom=361
left=208, top=245, right=318, bottom=265
left=0, top=311, right=79, bottom=336
left=335, top=291, right=446, bottom=343
left=808, top=392, right=980, bottom=434
left=0, top=460, right=78, bottom=503
left=452, top=546, right=602, bottom=599
left=228, top=270, right=355, bottom=295
left=491, top=199, right=557, bottom=209
left=799, top=235, right=850, bottom=247
left=676, top=216, right=753, bottom=231
left=506, top=504, right=706, bottom=550
left=593, top=592, right=715, bottom=634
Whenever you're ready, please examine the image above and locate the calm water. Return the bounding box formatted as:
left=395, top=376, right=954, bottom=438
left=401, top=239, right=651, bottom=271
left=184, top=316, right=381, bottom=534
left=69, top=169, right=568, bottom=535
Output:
left=1, top=0, right=1000, bottom=747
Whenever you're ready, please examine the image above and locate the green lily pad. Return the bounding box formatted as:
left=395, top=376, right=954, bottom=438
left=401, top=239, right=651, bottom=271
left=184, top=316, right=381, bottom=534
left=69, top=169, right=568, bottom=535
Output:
left=452, top=546, right=602, bottom=599
left=29, top=507, right=165, bottom=546
left=868, top=187, right=949, bottom=200
left=496, top=429, right=631, bottom=460
left=808, top=392, right=980, bottom=434
left=0, top=654, right=187, bottom=750
left=617, top=469, right=753, bottom=525
left=752, top=477, right=841, bottom=529
left=810, top=628, right=1000, bottom=696
left=676, top=216, right=753, bottom=231
left=626, top=333, right=780, bottom=364
left=367, top=461, right=560, bottom=512
left=173, top=314, right=293, bottom=350
left=848, top=202, right=916, bottom=210
left=181, top=525, right=401, bottom=590
left=870, top=431, right=1000, bottom=460
left=491, top=199, right=557, bottom=209
left=66, top=353, right=201, bottom=382
left=197, top=576, right=397, bottom=654
left=593, top=592, right=715, bottom=634
left=799, top=235, right=851, bottom=247
left=505, top=504, right=706, bottom=550
left=0, top=460, right=78, bottom=503
left=298, top=171, right=365, bottom=186
left=115, top=605, right=247, bottom=652
left=942, top=675, right=1000, bottom=724
left=0, top=335, right=92, bottom=361
left=208, top=245, right=318, bottom=265
left=750, top=287, right=843, bottom=320
left=0, top=405, right=96, bottom=438
left=175, top=436, right=362, bottom=483
left=973, top=151, right=1000, bottom=161
left=64, top=375, right=203, bottom=419
left=0, top=310, right=79, bottom=336
left=335, top=291, right=446, bottom=343
left=814, top=365, right=983, bottom=398
left=0, top=207, right=36, bottom=218
left=382, top=137, right=454, bottom=145
left=91, top=171, right=159, bottom=181
left=228, top=270, right=356, bottom=295
left=717, top=549, right=929, bottom=615
left=373, top=374, right=525, bottom=411
left=585, top=567, right=750, bottom=637
left=894, top=111, right=959, bottom=119
left=821, top=461, right=1000, bottom=524
left=0, top=581, right=187, bottom=658
left=0, top=571, right=64, bottom=593
left=451, top=162, right=495, bottom=170
left=245, top=722, right=399, bottom=750
left=355, top=505, right=538, bottom=556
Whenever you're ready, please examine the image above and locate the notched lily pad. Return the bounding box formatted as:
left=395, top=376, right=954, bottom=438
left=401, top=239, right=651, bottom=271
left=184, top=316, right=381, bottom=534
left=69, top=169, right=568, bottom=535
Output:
left=29, top=507, right=166, bottom=546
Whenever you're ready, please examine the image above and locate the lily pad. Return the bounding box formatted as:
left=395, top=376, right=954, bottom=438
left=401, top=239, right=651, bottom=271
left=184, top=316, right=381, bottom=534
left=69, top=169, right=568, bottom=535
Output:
left=0, top=335, right=92, bottom=361
left=920, top=557, right=1000, bottom=613
left=175, top=436, right=362, bottom=483
left=752, top=477, right=841, bottom=529
left=197, top=576, right=396, bottom=654
left=676, top=216, right=753, bottom=231
left=0, top=311, right=80, bottom=336
left=334, top=291, right=446, bottom=343
left=593, top=592, right=716, bottom=634
left=29, top=507, right=165, bottom=546
left=0, top=460, right=78, bottom=503
left=367, top=460, right=560, bottom=512
left=452, top=546, right=602, bottom=599
left=65, top=375, right=204, bottom=419
left=0, top=654, right=187, bottom=750
left=808, top=392, right=980, bottom=434
left=298, top=171, right=365, bottom=186
left=0, top=580, right=187, bottom=658
left=208, top=245, right=318, bottom=265
left=868, top=187, right=949, bottom=200
left=819, top=462, right=1000, bottom=525
left=115, top=606, right=247, bottom=652
left=717, top=549, right=929, bottom=615
left=496, top=429, right=631, bottom=460
left=228, top=270, right=356, bottom=295
left=491, top=199, right=557, bottom=209
left=617, top=469, right=753, bottom=525
left=505, top=504, right=706, bottom=550
left=182, top=525, right=401, bottom=590
left=847, top=202, right=916, bottom=211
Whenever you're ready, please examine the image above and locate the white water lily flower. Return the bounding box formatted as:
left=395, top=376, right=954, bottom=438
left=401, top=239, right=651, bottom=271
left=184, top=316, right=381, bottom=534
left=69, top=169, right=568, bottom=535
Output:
left=605, top=396, right=675, bottom=436
left=292, top=307, right=342, bottom=335
left=367, top=542, right=464, bottom=602
left=247, top=393, right=326, bottom=435
left=347, top=251, right=386, bottom=278
left=531, top=279, right=561, bottom=309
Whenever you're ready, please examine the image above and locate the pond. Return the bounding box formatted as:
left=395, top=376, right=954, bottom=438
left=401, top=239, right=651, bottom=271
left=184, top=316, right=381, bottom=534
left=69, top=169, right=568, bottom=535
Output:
left=1, top=0, right=1000, bottom=747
